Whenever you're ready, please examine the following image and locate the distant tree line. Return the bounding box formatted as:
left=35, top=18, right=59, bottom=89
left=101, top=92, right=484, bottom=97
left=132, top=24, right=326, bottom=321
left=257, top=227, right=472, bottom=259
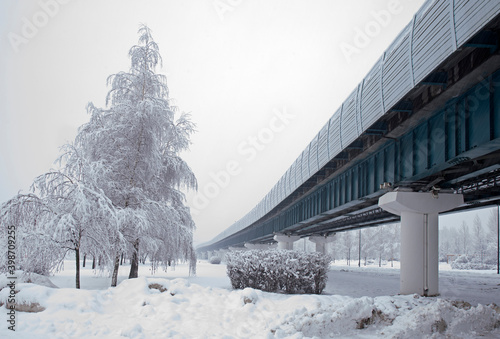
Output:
left=320, top=224, right=400, bottom=268
left=439, top=210, right=498, bottom=269
left=317, top=210, right=498, bottom=270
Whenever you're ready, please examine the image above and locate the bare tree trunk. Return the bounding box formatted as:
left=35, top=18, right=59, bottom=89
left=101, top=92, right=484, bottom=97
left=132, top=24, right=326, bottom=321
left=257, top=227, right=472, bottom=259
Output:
left=120, top=253, right=124, bottom=265
left=111, top=253, right=120, bottom=287
left=129, top=239, right=140, bottom=279
left=92, top=256, right=96, bottom=270
left=83, top=254, right=86, bottom=268
left=189, top=250, right=197, bottom=276
left=76, top=248, right=81, bottom=289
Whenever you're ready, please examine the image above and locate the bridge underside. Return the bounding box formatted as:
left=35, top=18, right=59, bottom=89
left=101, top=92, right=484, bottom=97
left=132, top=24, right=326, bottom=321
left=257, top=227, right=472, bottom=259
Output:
left=213, top=161, right=500, bottom=248
left=197, top=12, right=500, bottom=253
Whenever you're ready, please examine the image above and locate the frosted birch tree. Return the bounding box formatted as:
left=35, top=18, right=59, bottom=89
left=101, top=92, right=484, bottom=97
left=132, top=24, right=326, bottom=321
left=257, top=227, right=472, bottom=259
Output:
left=0, top=194, right=64, bottom=276
left=471, top=214, right=487, bottom=265
left=31, top=148, right=122, bottom=289
left=342, top=231, right=353, bottom=266
left=360, top=227, right=375, bottom=266
left=74, top=25, right=197, bottom=285
left=385, top=224, right=400, bottom=267
left=0, top=143, right=122, bottom=288
left=1, top=25, right=197, bottom=288
left=373, top=226, right=387, bottom=267
left=486, top=209, right=499, bottom=264
left=459, top=221, right=469, bottom=256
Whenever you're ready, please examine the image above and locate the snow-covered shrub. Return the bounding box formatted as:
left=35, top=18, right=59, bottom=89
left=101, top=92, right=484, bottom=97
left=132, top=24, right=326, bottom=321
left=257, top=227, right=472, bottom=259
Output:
left=451, top=255, right=471, bottom=270
left=226, top=250, right=330, bottom=294
left=450, top=255, right=494, bottom=270
left=209, top=256, right=221, bottom=265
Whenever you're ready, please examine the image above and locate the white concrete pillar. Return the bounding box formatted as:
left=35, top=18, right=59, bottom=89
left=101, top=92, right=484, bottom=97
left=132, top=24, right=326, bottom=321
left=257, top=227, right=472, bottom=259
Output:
left=273, top=234, right=300, bottom=250
left=218, top=249, right=227, bottom=262
left=379, top=191, right=463, bottom=296
left=309, top=235, right=336, bottom=254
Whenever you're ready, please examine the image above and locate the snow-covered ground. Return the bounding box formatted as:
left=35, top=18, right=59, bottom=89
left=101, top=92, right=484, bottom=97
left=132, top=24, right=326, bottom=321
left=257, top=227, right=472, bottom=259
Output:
left=326, top=260, right=500, bottom=306
left=1, top=260, right=500, bottom=338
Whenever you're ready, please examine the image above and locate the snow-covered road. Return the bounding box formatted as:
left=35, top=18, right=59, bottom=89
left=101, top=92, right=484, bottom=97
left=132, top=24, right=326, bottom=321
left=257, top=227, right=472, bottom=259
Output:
left=325, top=263, right=500, bottom=306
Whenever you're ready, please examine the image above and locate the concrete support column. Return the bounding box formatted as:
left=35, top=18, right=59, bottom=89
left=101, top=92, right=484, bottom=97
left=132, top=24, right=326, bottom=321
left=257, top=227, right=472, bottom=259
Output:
left=309, top=235, right=336, bottom=254
left=273, top=234, right=300, bottom=250
left=379, top=191, right=463, bottom=296
left=218, top=249, right=227, bottom=262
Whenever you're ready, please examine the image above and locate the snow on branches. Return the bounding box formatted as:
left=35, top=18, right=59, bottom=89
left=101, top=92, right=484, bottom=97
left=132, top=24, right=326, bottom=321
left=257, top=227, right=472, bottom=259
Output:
left=74, top=25, right=198, bottom=283
left=0, top=194, right=64, bottom=276
left=0, top=25, right=198, bottom=287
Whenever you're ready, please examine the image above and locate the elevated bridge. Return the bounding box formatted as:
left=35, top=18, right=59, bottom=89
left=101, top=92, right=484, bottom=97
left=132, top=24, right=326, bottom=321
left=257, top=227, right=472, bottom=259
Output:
left=198, top=0, right=500, bottom=296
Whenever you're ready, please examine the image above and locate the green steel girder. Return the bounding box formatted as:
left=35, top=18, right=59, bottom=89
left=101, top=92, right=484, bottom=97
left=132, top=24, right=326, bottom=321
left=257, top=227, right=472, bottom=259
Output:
left=198, top=69, right=500, bottom=253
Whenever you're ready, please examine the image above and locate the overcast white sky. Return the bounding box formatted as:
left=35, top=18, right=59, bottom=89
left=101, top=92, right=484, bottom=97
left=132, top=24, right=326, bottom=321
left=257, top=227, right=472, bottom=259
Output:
left=3, top=0, right=493, bottom=245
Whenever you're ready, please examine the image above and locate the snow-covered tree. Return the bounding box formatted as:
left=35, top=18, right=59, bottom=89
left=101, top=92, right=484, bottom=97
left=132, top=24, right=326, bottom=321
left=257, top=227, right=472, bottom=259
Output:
left=31, top=153, right=122, bottom=289
left=471, top=214, right=487, bottom=265
left=1, top=25, right=197, bottom=288
left=439, top=226, right=458, bottom=262
left=342, top=231, right=354, bottom=266
left=325, top=224, right=400, bottom=266
left=386, top=224, right=400, bottom=267
left=359, top=227, right=377, bottom=265
left=0, top=194, right=64, bottom=276
left=458, top=221, right=469, bottom=256
left=356, top=229, right=361, bottom=267
left=0, top=140, right=123, bottom=288
left=452, top=226, right=461, bottom=255
left=372, top=225, right=388, bottom=267
left=486, top=209, right=499, bottom=265
left=74, top=25, right=197, bottom=284
left=326, top=236, right=338, bottom=262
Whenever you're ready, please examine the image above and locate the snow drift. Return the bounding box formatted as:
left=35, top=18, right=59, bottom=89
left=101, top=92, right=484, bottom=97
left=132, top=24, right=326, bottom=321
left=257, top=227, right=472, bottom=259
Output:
left=1, top=272, right=499, bottom=338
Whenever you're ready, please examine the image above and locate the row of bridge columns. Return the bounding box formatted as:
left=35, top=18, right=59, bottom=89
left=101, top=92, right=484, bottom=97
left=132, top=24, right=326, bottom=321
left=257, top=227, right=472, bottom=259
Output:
left=201, top=191, right=463, bottom=297
left=272, top=234, right=337, bottom=253
left=199, top=234, right=336, bottom=260
left=270, top=191, right=464, bottom=296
